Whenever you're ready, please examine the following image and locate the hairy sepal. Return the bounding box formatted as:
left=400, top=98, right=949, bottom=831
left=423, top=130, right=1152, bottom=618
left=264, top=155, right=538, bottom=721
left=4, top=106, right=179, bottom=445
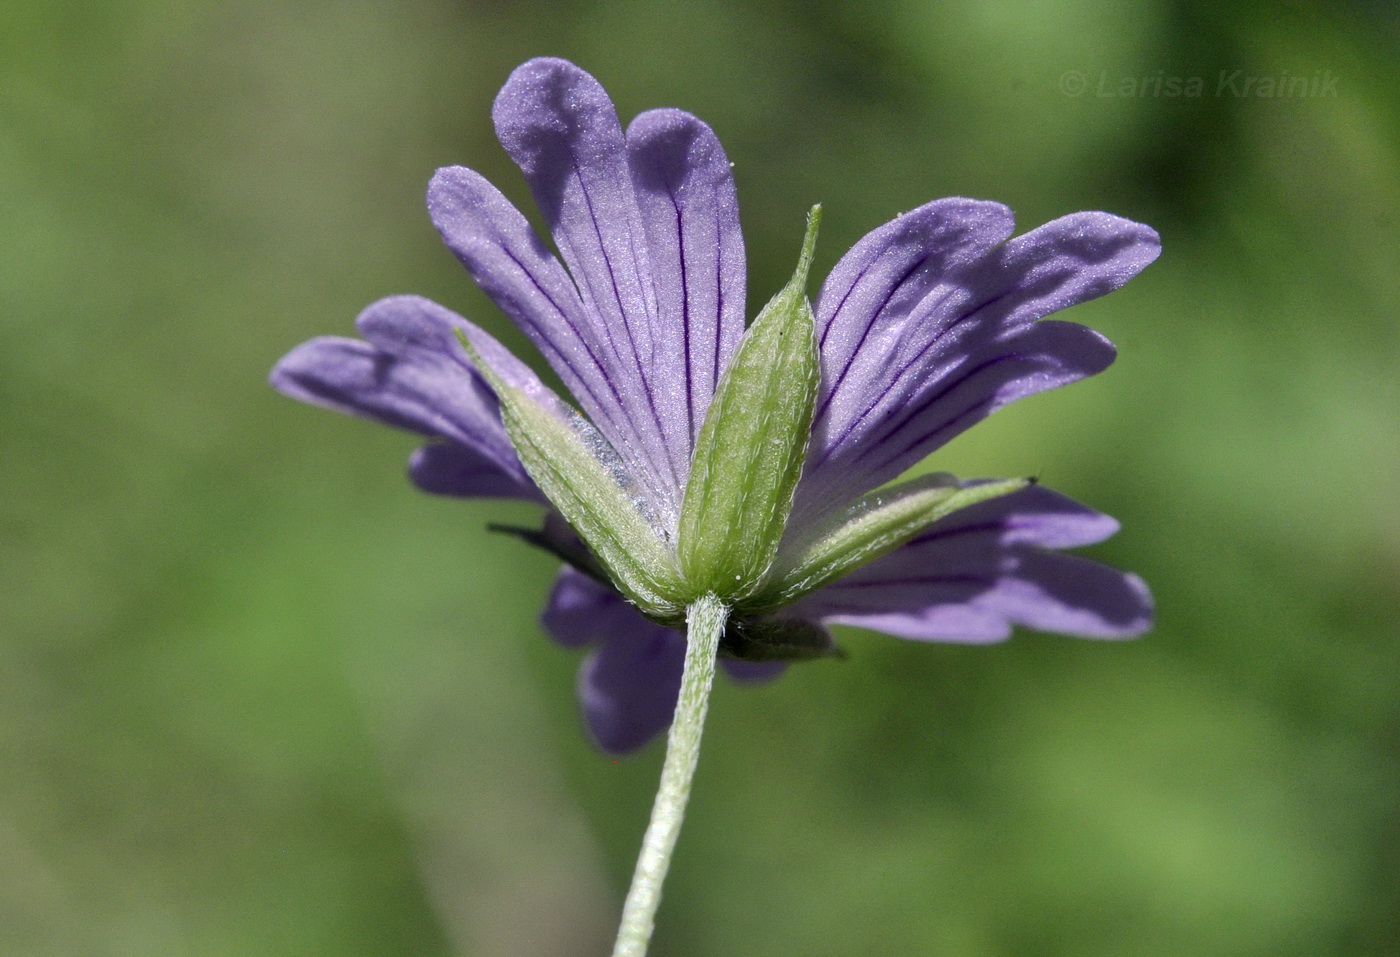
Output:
left=677, top=208, right=822, bottom=601
left=455, top=330, right=683, bottom=620
left=750, top=474, right=1031, bottom=613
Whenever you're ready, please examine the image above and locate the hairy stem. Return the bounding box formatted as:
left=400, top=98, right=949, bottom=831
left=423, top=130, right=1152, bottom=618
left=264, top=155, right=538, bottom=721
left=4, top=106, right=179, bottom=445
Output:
left=610, top=593, right=727, bottom=957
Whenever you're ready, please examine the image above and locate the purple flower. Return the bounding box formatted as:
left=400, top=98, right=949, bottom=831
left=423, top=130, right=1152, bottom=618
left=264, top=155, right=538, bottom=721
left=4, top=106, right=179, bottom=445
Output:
left=271, top=58, right=1158, bottom=754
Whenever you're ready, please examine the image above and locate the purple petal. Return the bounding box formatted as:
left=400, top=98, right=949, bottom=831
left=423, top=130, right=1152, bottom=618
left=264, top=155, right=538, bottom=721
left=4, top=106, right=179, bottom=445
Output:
left=540, top=566, right=651, bottom=649
left=811, top=199, right=1014, bottom=432
left=922, top=482, right=1121, bottom=549
left=490, top=58, right=684, bottom=526
left=972, top=550, right=1152, bottom=638
left=270, top=295, right=560, bottom=500
left=577, top=620, right=686, bottom=754
left=626, top=107, right=746, bottom=455
left=795, top=211, right=1159, bottom=526
left=272, top=336, right=449, bottom=437
left=541, top=566, right=790, bottom=750
left=794, top=484, right=1153, bottom=641
left=427, top=167, right=668, bottom=500
left=408, top=442, right=541, bottom=500
left=720, top=658, right=788, bottom=684
left=353, top=294, right=570, bottom=418
left=796, top=322, right=1116, bottom=522
left=493, top=59, right=655, bottom=345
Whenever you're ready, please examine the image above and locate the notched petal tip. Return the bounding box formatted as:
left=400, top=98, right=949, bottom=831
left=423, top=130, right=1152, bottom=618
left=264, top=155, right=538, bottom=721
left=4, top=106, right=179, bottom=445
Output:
left=268, top=335, right=445, bottom=438
left=497, top=56, right=590, bottom=99
left=625, top=108, right=716, bottom=166
left=494, top=57, right=587, bottom=114
left=353, top=294, right=456, bottom=351
left=1019, top=211, right=1162, bottom=292
left=896, top=197, right=1017, bottom=247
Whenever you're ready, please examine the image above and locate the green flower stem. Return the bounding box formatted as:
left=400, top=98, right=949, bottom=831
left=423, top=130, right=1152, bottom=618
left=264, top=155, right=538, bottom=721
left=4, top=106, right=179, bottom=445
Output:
left=610, top=593, right=727, bottom=957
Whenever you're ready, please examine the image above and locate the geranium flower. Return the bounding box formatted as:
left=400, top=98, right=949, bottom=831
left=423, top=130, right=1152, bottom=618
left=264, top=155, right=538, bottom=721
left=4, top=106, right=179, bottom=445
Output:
left=271, top=57, right=1158, bottom=755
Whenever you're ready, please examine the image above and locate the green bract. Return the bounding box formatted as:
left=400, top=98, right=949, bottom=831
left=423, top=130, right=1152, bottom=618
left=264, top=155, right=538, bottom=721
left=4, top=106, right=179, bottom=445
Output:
left=677, top=207, right=822, bottom=601
left=751, top=474, right=1031, bottom=614
left=455, top=330, right=686, bottom=622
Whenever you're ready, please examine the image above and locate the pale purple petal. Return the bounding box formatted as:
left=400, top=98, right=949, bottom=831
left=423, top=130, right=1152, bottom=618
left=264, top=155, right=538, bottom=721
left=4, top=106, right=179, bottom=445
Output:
left=354, top=294, right=571, bottom=419
left=270, top=295, right=558, bottom=499
left=271, top=336, right=450, bottom=437
left=929, top=481, right=1121, bottom=549
left=811, top=198, right=1014, bottom=430
left=427, top=167, right=657, bottom=497
left=493, top=58, right=656, bottom=346
left=577, top=621, right=686, bottom=754
left=971, top=551, right=1152, bottom=638
left=492, top=58, right=683, bottom=526
left=794, top=485, right=1153, bottom=641
left=275, top=57, right=1159, bottom=756
left=794, top=212, right=1159, bottom=526
left=796, top=322, right=1116, bottom=522
left=542, top=568, right=684, bottom=753
left=626, top=107, right=746, bottom=457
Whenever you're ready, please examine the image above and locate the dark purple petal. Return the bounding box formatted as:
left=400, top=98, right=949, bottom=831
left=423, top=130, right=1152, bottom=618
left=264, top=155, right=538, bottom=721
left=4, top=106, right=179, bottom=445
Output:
left=794, top=211, right=1159, bottom=526
left=491, top=58, right=684, bottom=526
left=719, top=658, right=788, bottom=683
left=540, top=566, right=651, bottom=649
left=408, top=442, right=542, bottom=500
left=626, top=108, right=746, bottom=456
left=541, top=566, right=790, bottom=750
left=577, top=621, right=686, bottom=754
left=270, top=295, right=559, bottom=500
left=794, top=484, right=1152, bottom=641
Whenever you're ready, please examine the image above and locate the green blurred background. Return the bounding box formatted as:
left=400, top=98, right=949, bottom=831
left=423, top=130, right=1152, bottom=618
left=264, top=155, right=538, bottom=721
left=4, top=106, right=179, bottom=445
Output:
left=4, top=0, right=1397, bottom=954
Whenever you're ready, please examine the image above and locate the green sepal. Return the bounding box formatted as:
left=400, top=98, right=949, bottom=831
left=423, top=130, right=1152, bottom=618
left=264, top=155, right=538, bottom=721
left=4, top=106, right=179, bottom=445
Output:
left=455, top=329, right=684, bottom=621
left=720, top=616, right=842, bottom=662
left=677, top=207, right=823, bottom=601
left=747, top=474, right=1032, bottom=614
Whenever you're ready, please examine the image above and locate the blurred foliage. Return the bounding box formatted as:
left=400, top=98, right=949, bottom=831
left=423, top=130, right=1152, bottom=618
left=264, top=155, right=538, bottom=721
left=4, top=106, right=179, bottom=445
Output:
left=2, top=0, right=1397, bottom=954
